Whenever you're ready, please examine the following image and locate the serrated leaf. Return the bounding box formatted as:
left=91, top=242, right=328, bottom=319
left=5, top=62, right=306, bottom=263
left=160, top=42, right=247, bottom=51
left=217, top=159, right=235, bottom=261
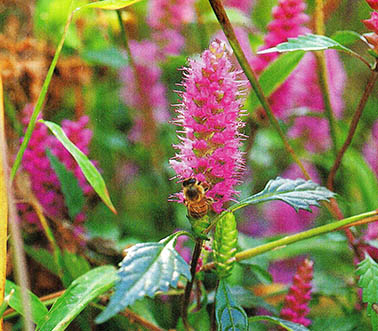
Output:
left=41, top=120, right=116, bottom=214
left=331, top=30, right=363, bottom=46
left=5, top=280, right=48, bottom=325
left=232, top=177, right=335, bottom=212
left=216, top=279, right=248, bottom=331
left=46, top=149, right=85, bottom=220
left=248, top=51, right=305, bottom=112
left=249, top=315, right=310, bottom=330
left=77, top=0, right=143, bottom=10
left=258, top=33, right=351, bottom=54
left=356, top=255, right=378, bottom=331
left=36, top=266, right=117, bottom=331
left=95, top=234, right=191, bottom=324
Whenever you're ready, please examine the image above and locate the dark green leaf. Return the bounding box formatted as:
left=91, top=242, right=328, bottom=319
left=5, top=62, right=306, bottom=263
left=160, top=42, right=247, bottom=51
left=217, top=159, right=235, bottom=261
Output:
left=46, top=149, right=85, bottom=220
left=36, top=266, right=117, bottom=331
left=77, top=0, right=144, bottom=10
left=231, top=177, right=335, bottom=212
left=81, top=48, right=128, bottom=68
left=258, top=33, right=351, bottom=54
left=356, top=255, right=378, bottom=331
left=248, top=51, right=305, bottom=112
left=249, top=315, right=310, bottom=330
left=24, top=245, right=59, bottom=276
left=216, top=279, right=248, bottom=331
left=248, top=264, right=273, bottom=284
left=95, top=234, right=191, bottom=324
left=331, top=30, right=363, bottom=46
left=5, top=280, right=48, bottom=325
left=41, top=120, right=116, bottom=214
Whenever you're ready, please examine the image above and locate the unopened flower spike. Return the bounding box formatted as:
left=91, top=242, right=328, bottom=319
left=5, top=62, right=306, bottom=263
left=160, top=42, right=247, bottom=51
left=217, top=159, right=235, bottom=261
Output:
left=170, top=40, right=247, bottom=216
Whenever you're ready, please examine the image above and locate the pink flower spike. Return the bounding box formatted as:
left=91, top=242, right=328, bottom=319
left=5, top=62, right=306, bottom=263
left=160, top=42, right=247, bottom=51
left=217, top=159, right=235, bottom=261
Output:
left=366, top=0, right=378, bottom=10
left=363, top=12, right=378, bottom=34
left=170, top=40, right=247, bottom=212
left=280, top=258, right=314, bottom=327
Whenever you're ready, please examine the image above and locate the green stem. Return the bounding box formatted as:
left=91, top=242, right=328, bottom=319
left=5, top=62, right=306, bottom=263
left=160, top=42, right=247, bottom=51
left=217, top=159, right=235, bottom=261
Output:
left=208, top=0, right=310, bottom=180
left=202, top=210, right=378, bottom=271
left=10, top=1, right=75, bottom=181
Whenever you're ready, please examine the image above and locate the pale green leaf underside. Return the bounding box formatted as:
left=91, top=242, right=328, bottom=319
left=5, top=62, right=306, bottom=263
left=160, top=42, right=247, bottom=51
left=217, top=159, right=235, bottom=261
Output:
left=258, top=33, right=351, bottom=54
left=249, top=315, right=310, bottom=331
left=231, top=177, right=335, bottom=213
left=96, top=234, right=191, bottom=324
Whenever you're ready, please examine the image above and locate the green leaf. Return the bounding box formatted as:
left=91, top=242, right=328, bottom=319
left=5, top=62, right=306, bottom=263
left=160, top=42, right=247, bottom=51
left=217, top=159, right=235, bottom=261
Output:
left=249, top=315, right=310, bottom=331
left=46, top=149, right=85, bottom=220
left=215, top=279, right=248, bottom=331
left=36, top=266, right=117, bottom=331
left=41, top=120, right=116, bottom=214
left=95, top=234, right=191, bottom=324
left=248, top=51, right=305, bottom=112
left=77, top=0, right=144, bottom=10
left=258, top=33, right=352, bottom=54
left=5, top=280, right=48, bottom=325
left=61, top=250, right=91, bottom=288
left=331, top=30, right=363, bottom=46
left=356, top=255, right=378, bottom=331
left=231, top=177, right=335, bottom=212
left=24, top=245, right=59, bottom=276
left=81, top=48, right=128, bottom=68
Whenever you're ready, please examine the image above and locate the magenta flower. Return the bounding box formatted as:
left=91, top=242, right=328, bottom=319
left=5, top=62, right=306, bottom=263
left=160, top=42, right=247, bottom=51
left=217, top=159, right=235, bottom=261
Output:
left=20, top=104, right=95, bottom=227
left=280, top=258, right=313, bottom=327
left=363, top=11, right=378, bottom=34
left=147, top=0, right=195, bottom=56
left=367, top=0, right=378, bottom=10
left=170, top=40, right=247, bottom=213
left=263, top=162, right=320, bottom=235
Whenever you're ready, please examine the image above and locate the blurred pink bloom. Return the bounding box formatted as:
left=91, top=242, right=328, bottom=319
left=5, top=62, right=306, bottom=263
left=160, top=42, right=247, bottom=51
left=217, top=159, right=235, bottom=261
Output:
left=20, top=104, right=95, bottom=226
left=170, top=40, right=247, bottom=213
left=363, top=11, right=378, bottom=34
left=363, top=120, right=378, bottom=177
left=366, top=0, right=378, bottom=10
left=280, top=258, right=313, bottom=327
left=119, top=40, right=169, bottom=143
left=147, top=0, right=195, bottom=55
left=263, top=162, right=320, bottom=235
left=224, top=0, right=254, bottom=13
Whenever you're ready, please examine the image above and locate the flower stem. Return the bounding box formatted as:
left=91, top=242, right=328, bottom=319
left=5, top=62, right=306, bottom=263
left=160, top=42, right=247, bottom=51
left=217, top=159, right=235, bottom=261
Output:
left=182, top=238, right=203, bottom=331
left=208, top=0, right=311, bottom=180
left=327, top=62, right=378, bottom=190
left=201, top=210, right=378, bottom=272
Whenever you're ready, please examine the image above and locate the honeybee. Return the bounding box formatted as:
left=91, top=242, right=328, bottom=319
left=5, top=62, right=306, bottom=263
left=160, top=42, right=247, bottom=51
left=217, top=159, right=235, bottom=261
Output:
left=182, top=177, right=213, bottom=219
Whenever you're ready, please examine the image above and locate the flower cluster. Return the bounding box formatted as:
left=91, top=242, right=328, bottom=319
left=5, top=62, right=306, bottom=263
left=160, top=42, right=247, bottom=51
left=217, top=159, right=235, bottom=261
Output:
left=120, top=40, right=169, bottom=144
left=147, top=0, right=195, bottom=56
left=19, top=104, right=95, bottom=227
left=363, top=0, right=378, bottom=53
left=170, top=40, right=247, bottom=213
left=280, top=258, right=314, bottom=327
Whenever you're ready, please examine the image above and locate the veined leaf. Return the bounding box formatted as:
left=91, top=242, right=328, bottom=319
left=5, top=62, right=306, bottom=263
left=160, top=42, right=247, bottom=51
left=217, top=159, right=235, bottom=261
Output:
left=46, top=149, right=85, bottom=220
left=356, top=255, right=378, bottom=331
left=231, top=177, right=335, bottom=212
left=36, top=266, right=117, bottom=331
left=248, top=51, right=305, bottom=112
left=41, top=120, right=116, bottom=214
left=215, top=279, right=248, bottom=331
left=258, top=33, right=352, bottom=54
left=95, top=234, right=191, bottom=324
left=249, top=315, right=310, bottom=331
left=5, top=280, right=48, bottom=325
left=77, top=0, right=144, bottom=10
left=331, top=30, right=363, bottom=46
